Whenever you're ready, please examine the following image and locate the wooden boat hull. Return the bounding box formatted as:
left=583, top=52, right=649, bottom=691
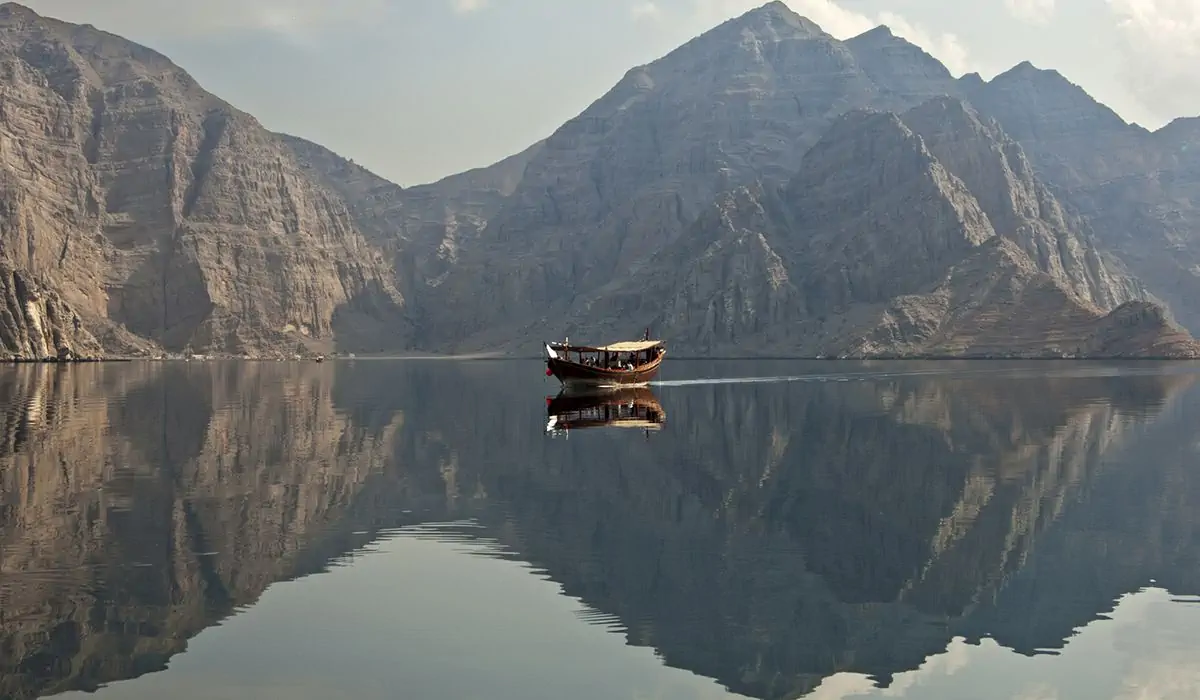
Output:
left=545, top=354, right=664, bottom=388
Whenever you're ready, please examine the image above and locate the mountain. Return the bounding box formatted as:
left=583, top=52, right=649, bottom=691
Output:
left=1, top=1, right=1199, bottom=358
left=543, top=100, right=1196, bottom=357
left=413, top=3, right=966, bottom=349
left=961, top=63, right=1200, bottom=335
left=0, top=2, right=411, bottom=359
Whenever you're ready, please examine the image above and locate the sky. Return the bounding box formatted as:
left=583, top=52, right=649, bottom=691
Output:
left=20, top=0, right=1200, bottom=187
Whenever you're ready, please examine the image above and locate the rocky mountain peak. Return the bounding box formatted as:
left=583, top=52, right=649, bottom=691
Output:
left=986, top=61, right=1121, bottom=122
left=1004, top=60, right=1043, bottom=76
left=0, top=10, right=413, bottom=358
left=844, top=23, right=954, bottom=98
left=962, top=58, right=1148, bottom=188
left=853, top=25, right=895, bottom=41
left=1154, top=117, right=1200, bottom=149
left=904, top=95, right=990, bottom=137
left=0, top=2, right=37, bottom=22
left=959, top=72, right=985, bottom=88
left=729, top=1, right=826, bottom=38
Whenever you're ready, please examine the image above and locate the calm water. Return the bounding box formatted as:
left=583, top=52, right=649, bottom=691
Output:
left=4, top=360, right=1200, bottom=700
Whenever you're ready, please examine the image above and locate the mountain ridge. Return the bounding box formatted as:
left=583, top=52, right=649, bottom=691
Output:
left=2, top=1, right=1199, bottom=359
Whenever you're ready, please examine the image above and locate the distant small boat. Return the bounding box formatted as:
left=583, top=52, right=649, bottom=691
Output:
left=545, top=387, right=666, bottom=435
left=544, top=333, right=665, bottom=389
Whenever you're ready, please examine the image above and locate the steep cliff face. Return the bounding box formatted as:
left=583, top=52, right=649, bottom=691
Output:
left=281, top=134, right=543, bottom=336
left=547, top=99, right=1200, bottom=358
left=961, top=63, right=1200, bottom=336
left=900, top=97, right=1142, bottom=310
left=0, top=263, right=101, bottom=358
left=0, top=3, right=410, bottom=357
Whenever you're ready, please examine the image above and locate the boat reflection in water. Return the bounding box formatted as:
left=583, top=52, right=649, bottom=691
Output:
left=544, top=387, right=666, bottom=436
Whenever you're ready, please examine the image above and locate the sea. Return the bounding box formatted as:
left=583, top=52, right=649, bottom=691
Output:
left=3, top=359, right=1200, bottom=700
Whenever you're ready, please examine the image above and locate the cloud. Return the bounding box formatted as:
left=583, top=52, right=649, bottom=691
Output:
left=1005, top=0, right=1057, bottom=26
left=450, top=0, right=490, bottom=14
left=683, top=0, right=975, bottom=76
left=25, top=0, right=387, bottom=40
left=1107, top=0, right=1200, bottom=124
left=632, top=1, right=665, bottom=21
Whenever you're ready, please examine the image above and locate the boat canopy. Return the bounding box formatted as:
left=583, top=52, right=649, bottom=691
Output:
left=552, top=339, right=663, bottom=353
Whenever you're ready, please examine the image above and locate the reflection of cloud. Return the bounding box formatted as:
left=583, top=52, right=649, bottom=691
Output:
left=1113, top=653, right=1200, bottom=700
left=682, top=0, right=975, bottom=76
left=1005, top=0, right=1057, bottom=25
left=1106, top=0, right=1200, bottom=126
left=810, top=589, right=1200, bottom=700
left=1111, top=589, right=1200, bottom=700
left=806, top=637, right=978, bottom=699
left=807, top=673, right=878, bottom=699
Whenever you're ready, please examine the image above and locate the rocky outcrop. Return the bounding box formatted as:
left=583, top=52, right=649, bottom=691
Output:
left=0, top=264, right=100, bottom=359
left=0, top=3, right=411, bottom=358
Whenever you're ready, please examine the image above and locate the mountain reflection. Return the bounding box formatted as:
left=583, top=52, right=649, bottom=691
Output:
left=2, top=361, right=1200, bottom=699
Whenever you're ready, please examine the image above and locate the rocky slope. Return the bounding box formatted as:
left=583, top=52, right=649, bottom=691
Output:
left=546, top=100, right=1198, bottom=358
left=0, top=2, right=411, bottom=358
left=415, top=2, right=964, bottom=349
left=962, top=63, right=1200, bottom=336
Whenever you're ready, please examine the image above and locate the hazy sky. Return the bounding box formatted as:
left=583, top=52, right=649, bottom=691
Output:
left=21, top=0, right=1200, bottom=187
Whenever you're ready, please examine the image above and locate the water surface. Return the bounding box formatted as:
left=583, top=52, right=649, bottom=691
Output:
left=3, top=359, right=1200, bottom=699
